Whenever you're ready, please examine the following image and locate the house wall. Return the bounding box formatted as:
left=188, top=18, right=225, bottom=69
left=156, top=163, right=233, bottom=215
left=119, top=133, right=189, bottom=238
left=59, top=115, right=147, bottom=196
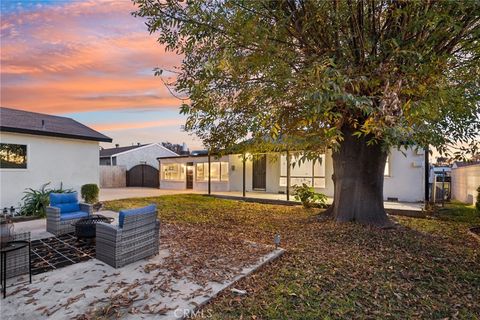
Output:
left=0, top=132, right=100, bottom=208
left=158, top=148, right=425, bottom=202
left=99, top=158, right=111, bottom=166
left=383, top=148, right=425, bottom=202
left=115, top=144, right=177, bottom=170
left=158, top=155, right=231, bottom=192
left=451, top=164, right=480, bottom=204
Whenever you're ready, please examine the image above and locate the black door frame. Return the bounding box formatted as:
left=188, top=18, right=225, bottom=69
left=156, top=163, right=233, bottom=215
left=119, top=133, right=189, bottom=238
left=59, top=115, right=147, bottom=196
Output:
left=252, top=154, right=267, bottom=190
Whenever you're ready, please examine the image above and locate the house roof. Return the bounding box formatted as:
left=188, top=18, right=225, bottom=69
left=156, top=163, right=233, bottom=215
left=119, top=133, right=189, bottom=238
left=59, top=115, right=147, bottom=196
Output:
left=100, top=143, right=179, bottom=158
left=453, top=160, right=480, bottom=168
left=100, top=144, right=148, bottom=158
left=0, top=107, right=112, bottom=143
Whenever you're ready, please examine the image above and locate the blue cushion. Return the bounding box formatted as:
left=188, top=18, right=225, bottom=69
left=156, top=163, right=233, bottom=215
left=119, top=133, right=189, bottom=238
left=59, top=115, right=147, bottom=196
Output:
left=50, top=192, right=78, bottom=206
left=119, top=204, right=156, bottom=228
left=59, top=211, right=88, bottom=221
left=56, top=203, right=80, bottom=214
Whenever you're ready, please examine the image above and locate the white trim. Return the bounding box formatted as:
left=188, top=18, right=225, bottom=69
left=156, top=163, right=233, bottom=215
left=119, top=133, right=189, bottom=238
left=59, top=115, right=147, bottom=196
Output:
left=103, top=143, right=178, bottom=157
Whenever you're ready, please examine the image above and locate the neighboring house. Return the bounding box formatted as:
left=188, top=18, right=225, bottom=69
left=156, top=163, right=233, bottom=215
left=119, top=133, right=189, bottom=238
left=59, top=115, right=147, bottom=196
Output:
left=158, top=148, right=426, bottom=202
left=451, top=161, right=480, bottom=204
left=0, top=107, right=112, bottom=208
left=99, top=143, right=178, bottom=170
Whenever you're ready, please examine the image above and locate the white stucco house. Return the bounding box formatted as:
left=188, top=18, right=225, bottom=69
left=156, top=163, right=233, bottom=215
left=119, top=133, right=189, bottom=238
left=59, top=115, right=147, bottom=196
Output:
left=158, top=148, right=426, bottom=203
left=0, top=107, right=112, bottom=208
left=99, top=143, right=177, bottom=170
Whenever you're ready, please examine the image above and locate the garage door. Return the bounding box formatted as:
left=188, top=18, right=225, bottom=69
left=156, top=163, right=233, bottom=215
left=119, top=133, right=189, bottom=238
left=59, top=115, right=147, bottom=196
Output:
left=127, top=164, right=159, bottom=188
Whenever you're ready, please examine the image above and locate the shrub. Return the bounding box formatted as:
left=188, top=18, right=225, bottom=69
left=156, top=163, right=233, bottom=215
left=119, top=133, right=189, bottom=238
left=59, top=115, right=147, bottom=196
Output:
left=20, top=182, right=73, bottom=217
left=293, top=183, right=327, bottom=208
left=81, top=184, right=99, bottom=204
left=476, top=186, right=480, bottom=213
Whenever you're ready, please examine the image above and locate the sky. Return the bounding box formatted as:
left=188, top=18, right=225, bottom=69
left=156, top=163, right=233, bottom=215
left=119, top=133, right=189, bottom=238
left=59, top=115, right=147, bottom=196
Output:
left=1, top=0, right=203, bottom=149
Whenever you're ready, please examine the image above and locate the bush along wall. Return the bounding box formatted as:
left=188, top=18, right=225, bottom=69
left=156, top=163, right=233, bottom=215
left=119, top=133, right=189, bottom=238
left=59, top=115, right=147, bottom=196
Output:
left=81, top=184, right=99, bottom=204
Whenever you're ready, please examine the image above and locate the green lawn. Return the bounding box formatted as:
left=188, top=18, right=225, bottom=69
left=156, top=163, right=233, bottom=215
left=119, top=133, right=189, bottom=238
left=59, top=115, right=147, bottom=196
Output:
left=104, top=195, right=480, bottom=319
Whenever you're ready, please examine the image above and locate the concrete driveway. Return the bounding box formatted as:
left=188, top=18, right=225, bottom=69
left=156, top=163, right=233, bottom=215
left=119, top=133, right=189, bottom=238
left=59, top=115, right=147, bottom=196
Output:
left=99, top=187, right=201, bottom=202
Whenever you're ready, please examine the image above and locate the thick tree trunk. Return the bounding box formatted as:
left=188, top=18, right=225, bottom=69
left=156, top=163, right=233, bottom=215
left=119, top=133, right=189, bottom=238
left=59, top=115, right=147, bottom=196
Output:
left=331, top=127, right=393, bottom=228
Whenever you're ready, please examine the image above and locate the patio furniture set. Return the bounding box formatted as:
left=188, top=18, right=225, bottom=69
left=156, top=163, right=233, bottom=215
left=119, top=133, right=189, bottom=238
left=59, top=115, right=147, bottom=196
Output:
left=1, top=192, right=160, bottom=297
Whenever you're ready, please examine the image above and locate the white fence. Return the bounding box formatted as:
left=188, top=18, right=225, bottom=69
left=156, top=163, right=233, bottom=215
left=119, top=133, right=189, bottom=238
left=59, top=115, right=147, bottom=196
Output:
left=451, top=164, right=480, bottom=204
left=100, top=166, right=126, bottom=188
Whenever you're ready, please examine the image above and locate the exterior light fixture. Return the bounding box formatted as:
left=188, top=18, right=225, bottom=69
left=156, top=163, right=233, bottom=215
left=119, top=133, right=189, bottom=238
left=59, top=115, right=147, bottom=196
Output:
left=274, top=234, right=281, bottom=249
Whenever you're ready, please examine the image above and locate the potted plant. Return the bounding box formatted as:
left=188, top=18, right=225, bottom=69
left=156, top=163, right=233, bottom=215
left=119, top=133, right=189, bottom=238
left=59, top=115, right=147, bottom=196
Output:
left=0, top=209, right=14, bottom=248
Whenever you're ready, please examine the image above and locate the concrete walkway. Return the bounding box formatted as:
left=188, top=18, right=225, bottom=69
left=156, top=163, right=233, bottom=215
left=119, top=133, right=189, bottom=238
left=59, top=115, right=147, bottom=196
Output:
left=1, top=239, right=283, bottom=320
left=100, top=187, right=202, bottom=201
left=7, top=211, right=284, bottom=319
left=100, top=188, right=423, bottom=213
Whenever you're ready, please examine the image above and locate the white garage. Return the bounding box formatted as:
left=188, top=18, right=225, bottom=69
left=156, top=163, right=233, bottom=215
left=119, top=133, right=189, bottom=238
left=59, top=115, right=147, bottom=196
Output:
left=0, top=107, right=112, bottom=208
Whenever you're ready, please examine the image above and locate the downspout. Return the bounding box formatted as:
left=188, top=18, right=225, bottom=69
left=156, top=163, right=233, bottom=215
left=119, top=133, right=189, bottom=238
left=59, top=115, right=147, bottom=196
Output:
left=424, top=146, right=429, bottom=204
left=286, top=150, right=291, bottom=201
left=208, top=153, right=211, bottom=195
left=242, top=154, right=246, bottom=198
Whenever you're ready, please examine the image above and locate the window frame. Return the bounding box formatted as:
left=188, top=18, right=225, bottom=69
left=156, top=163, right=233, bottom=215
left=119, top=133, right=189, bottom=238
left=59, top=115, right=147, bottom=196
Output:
left=161, top=163, right=185, bottom=181
left=279, top=153, right=325, bottom=188
left=0, top=143, right=29, bottom=170
left=195, top=161, right=229, bottom=182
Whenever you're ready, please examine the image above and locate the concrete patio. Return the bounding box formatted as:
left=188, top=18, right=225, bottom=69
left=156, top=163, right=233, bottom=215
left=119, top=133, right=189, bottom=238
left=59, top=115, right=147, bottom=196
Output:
left=3, top=212, right=283, bottom=319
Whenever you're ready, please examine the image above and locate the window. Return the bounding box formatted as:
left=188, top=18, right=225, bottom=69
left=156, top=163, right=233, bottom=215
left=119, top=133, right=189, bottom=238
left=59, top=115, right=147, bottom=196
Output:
left=196, top=162, right=229, bottom=182
left=0, top=143, right=27, bottom=169
left=196, top=163, right=204, bottom=181
left=279, top=153, right=325, bottom=188
left=221, top=162, right=229, bottom=181
left=162, top=163, right=184, bottom=180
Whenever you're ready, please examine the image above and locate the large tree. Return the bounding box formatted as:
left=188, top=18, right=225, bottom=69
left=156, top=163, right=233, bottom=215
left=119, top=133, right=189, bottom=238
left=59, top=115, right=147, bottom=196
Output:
left=134, top=0, right=480, bottom=227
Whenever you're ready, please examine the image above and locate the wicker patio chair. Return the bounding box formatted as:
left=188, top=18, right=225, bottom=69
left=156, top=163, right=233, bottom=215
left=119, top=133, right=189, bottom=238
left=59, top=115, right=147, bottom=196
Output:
left=0, top=232, right=30, bottom=280
left=46, top=192, right=92, bottom=236
left=95, top=204, right=160, bottom=268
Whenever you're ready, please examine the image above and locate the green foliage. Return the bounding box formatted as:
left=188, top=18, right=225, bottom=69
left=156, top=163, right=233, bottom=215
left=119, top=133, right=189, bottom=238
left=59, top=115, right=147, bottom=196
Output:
left=20, top=182, right=73, bottom=217
left=81, top=184, right=99, bottom=204
left=292, top=183, right=327, bottom=209
left=476, top=186, right=480, bottom=213
left=134, top=1, right=480, bottom=158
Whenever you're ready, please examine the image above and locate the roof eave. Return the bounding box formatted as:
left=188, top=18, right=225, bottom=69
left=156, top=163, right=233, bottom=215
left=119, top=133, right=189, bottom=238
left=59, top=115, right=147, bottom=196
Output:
left=0, top=126, right=113, bottom=143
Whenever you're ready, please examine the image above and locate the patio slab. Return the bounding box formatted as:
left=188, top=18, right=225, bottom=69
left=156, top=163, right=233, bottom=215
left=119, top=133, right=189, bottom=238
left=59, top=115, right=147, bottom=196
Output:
left=1, top=235, right=283, bottom=320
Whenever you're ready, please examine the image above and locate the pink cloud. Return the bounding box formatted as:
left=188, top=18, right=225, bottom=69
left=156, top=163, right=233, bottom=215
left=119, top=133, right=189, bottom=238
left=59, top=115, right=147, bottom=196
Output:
left=91, top=119, right=185, bottom=132
left=0, top=0, right=183, bottom=114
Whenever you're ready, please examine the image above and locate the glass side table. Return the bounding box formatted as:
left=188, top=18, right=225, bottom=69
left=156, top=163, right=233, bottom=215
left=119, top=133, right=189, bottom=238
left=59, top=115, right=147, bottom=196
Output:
left=0, top=240, right=32, bottom=298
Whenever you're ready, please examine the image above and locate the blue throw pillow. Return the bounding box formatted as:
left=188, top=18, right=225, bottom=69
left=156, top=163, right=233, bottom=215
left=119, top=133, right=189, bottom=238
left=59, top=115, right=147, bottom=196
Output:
left=50, top=192, right=78, bottom=206
left=56, top=202, right=80, bottom=214
left=60, top=192, right=78, bottom=203
left=119, top=204, right=156, bottom=228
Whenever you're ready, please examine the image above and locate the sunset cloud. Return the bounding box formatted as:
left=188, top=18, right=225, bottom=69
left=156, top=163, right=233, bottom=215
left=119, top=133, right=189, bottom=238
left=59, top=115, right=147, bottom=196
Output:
left=0, top=0, right=202, bottom=149
left=91, top=119, right=185, bottom=132
left=0, top=0, right=183, bottom=114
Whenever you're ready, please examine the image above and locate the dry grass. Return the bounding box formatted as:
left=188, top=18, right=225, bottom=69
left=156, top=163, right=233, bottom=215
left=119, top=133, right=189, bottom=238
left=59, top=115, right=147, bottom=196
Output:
left=104, top=195, right=480, bottom=319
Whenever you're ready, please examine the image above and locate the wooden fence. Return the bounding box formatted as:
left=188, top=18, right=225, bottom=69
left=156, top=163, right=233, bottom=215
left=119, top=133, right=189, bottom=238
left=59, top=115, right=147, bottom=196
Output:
left=100, top=165, right=127, bottom=188
left=451, top=164, right=480, bottom=204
